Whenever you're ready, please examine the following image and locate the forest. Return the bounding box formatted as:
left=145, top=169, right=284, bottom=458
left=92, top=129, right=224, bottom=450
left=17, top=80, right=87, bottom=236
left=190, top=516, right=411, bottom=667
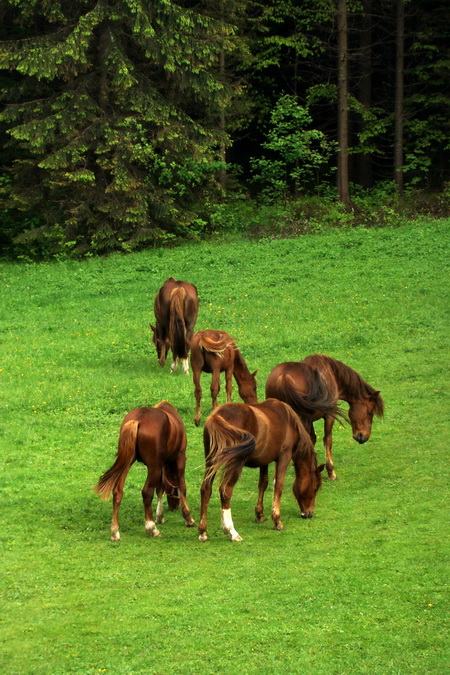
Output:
left=0, top=0, right=449, bottom=258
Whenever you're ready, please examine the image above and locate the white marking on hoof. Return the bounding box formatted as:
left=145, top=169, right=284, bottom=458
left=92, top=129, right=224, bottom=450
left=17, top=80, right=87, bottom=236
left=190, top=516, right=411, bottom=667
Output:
left=145, top=520, right=161, bottom=537
left=198, top=532, right=208, bottom=542
left=182, top=358, right=189, bottom=374
left=222, top=508, right=242, bottom=541
left=170, top=360, right=178, bottom=372
left=111, top=530, right=120, bottom=542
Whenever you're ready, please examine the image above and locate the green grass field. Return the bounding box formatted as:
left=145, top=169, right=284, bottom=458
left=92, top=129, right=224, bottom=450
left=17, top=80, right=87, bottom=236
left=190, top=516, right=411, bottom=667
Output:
left=1, top=219, right=449, bottom=674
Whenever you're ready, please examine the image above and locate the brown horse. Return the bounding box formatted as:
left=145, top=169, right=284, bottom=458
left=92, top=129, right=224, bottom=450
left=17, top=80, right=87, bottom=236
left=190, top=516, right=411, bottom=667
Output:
left=190, top=329, right=258, bottom=426
left=94, top=401, right=195, bottom=541
left=265, top=354, right=385, bottom=480
left=198, top=399, right=324, bottom=542
left=150, top=277, right=199, bottom=374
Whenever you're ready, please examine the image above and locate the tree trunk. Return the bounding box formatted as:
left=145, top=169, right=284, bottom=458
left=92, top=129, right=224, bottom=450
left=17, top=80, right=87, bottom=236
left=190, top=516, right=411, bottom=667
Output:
left=394, top=0, right=404, bottom=194
left=337, top=0, right=350, bottom=205
left=219, top=47, right=227, bottom=192
left=357, top=0, right=373, bottom=188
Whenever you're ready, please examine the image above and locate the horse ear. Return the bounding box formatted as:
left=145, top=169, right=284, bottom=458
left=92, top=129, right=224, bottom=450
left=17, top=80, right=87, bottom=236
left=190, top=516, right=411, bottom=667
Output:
left=149, top=324, right=156, bottom=333
left=252, top=370, right=258, bottom=377
left=317, top=464, right=326, bottom=474
left=371, top=390, right=381, bottom=399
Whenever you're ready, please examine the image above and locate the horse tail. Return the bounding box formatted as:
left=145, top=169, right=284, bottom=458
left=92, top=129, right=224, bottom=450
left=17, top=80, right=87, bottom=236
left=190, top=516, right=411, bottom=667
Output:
left=276, top=370, right=348, bottom=424
left=169, top=287, right=187, bottom=359
left=204, top=413, right=255, bottom=488
left=93, top=420, right=138, bottom=501
left=199, top=332, right=234, bottom=358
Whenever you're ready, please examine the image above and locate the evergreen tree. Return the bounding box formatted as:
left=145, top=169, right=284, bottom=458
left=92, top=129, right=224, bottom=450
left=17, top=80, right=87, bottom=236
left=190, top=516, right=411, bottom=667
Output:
left=0, top=0, right=236, bottom=254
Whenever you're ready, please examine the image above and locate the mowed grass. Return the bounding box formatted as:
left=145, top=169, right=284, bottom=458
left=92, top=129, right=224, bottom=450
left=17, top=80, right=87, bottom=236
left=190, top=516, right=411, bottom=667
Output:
left=0, top=219, right=449, bottom=674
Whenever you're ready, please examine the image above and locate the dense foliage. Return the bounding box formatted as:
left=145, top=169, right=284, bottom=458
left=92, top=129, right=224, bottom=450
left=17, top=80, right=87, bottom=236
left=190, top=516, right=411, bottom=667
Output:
left=0, top=0, right=449, bottom=257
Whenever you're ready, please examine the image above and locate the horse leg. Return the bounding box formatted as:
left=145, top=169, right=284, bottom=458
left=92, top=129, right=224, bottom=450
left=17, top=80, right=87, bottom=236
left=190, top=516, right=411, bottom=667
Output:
left=193, top=366, right=203, bottom=426
left=198, top=472, right=215, bottom=542
left=177, top=475, right=195, bottom=528
left=170, top=355, right=178, bottom=372
left=225, top=365, right=233, bottom=403
left=167, top=458, right=195, bottom=527
left=220, top=469, right=244, bottom=542
left=210, top=368, right=221, bottom=410
left=323, top=416, right=337, bottom=480
left=110, top=465, right=133, bottom=541
left=156, top=480, right=165, bottom=525
left=255, top=465, right=269, bottom=522
left=272, top=453, right=291, bottom=531
left=142, top=467, right=162, bottom=537
left=181, top=357, right=189, bottom=374
left=304, top=418, right=317, bottom=446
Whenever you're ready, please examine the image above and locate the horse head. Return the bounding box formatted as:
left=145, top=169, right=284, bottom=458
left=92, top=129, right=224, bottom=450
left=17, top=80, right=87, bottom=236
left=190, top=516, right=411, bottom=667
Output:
left=237, top=370, right=258, bottom=405
left=296, top=463, right=325, bottom=519
left=349, top=390, right=384, bottom=444
left=150, top=324, right=170, bottom=367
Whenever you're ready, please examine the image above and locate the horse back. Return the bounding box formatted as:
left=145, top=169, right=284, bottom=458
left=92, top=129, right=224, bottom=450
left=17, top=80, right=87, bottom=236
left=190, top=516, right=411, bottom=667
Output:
left=191, top=329, right=235, bottom=374
left=154, top=278, right=198, bottom=324
left=124, top=403, right=185, bottom=464
left=213, top=400, right=298, bottom=465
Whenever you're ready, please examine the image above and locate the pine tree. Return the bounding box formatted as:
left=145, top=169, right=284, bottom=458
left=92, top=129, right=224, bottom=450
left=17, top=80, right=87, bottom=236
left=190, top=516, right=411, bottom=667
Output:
left=0, top=0, right=236, bottom=254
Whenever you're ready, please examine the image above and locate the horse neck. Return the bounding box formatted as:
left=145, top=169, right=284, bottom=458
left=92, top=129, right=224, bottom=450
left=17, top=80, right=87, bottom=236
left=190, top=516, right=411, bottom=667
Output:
left=233, top=349, right=251, bottom=382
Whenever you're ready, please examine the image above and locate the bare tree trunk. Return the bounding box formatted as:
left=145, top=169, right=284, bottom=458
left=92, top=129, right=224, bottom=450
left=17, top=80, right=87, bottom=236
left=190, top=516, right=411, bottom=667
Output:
left=219, top=47, right=227, bottom=192
left=337, top=0, right=350, bottom=205
left=357, top=0, right=372, bottom=188
left=394, top=0, right=404, bottom=194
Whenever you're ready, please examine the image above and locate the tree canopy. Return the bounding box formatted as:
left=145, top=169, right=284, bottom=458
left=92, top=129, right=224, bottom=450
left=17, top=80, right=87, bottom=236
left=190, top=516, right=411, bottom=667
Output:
left=0, top=0, right=448, bottom=257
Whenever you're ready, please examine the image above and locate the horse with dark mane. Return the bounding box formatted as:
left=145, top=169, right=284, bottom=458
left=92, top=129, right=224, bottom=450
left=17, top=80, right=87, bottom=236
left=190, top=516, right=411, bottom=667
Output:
left=94, top=401, right=195, bottom=541
left=150, top=277, right=199, bottom=374
left=198, top=399, right=324, bottom=542
left=190, top=329, right=258, bottom=426
left=265, top=354, right=384, bottom=480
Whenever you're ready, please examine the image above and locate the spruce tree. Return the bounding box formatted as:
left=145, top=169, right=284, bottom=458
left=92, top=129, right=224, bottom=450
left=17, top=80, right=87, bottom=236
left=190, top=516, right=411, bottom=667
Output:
left=0, top=0, right=235, bottom=254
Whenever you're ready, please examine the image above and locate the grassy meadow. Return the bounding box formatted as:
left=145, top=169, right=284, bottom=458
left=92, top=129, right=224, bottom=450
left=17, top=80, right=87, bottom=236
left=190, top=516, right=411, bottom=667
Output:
left=1, top=219, right=449, bottom=674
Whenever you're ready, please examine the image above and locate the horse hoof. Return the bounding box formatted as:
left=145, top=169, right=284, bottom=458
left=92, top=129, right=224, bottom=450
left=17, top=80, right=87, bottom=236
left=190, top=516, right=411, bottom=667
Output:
left=230, top=533, right=243, bottom=542
left=255, top=515, right=265, bottom=523
left=111, top=532, right=121, bottom=542
left=186, top=520, right=196, bottom=528
left=327, top=473, right=337, bottom=481
left=198, top=532, right=208, bottom=542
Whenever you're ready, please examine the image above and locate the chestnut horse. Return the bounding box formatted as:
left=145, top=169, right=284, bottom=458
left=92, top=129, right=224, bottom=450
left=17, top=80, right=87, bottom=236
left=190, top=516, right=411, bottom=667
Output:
left=94, top=401, right=195, bottom=541
left=198, top=399, right=324, bottom=542
left=190, top=329, right=258, bottom=426
left=150, top=277, right=199, bottom=374
left=265, top=354, right=384, bottom=480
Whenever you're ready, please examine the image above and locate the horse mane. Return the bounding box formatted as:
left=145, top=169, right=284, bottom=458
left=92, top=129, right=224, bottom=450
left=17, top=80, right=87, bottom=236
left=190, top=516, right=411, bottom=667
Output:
left=312, top=354, right=385, bottom=417
left=169, top=287, right=187, bottom=359
left=280, top=402, right=317, bottom=471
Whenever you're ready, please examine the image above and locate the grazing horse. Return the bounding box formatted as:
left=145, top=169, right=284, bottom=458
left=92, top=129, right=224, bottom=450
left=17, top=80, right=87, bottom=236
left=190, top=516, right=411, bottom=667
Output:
left=94, top=401, right=195, bottom=541
left=265, top=354, right=384, bottom=480
left=150, top=277, right=199, bottom=374
left=190, top=329, right=258, bottom=426
left=198, top=399, right=324, bottom=542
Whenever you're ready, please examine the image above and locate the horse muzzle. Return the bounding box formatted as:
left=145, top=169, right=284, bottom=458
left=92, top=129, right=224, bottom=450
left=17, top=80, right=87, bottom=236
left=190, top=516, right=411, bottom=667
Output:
left=301, top=511, right=314, bottom=519
left=353, top=432, right=369, bottom=444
